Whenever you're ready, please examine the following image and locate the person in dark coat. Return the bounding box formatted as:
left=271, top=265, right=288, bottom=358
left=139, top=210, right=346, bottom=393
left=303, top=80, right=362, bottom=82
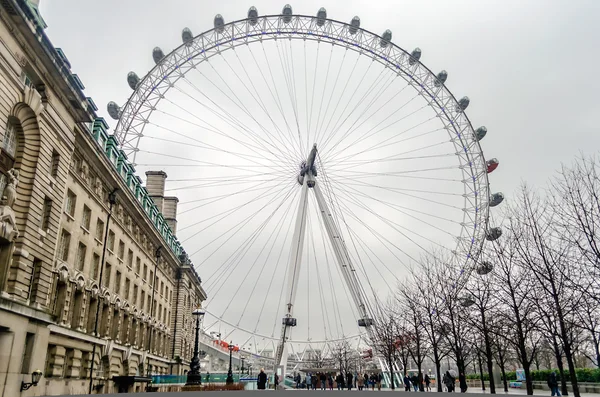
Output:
left=443, top=371, right=455, bottom=392
left=312, top=373, right=318, bottom=390
left=320, top=373, right=327, bottom=390
left=257, top=368, right=268, bottom=390
left=328, top=374, right=334, bottom=390
left=347, top=372, right=354, bottom=390
left=411, top=374, right=419, bottom=391
left=336, top=373, right=344, bottom=390
left=425, top=374, right=431, bottom=391
left=404, top=375, right=412, bottom=391
left=548, top=371, right=561, bottom=396
left=459, top=373, right=467, bottom=393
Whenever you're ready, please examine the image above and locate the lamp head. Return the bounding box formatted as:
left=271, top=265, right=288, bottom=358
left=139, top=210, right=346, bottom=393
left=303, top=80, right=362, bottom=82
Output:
left=32, top=369, right=42, bottom=385
left=192, top=308, right=205, bottom=317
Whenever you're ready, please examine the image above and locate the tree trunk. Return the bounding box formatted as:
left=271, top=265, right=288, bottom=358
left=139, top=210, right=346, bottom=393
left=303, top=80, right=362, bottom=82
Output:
left=388, top=356, right=396, bottom=390
left=557, top=306, right=580, bottom=397
left=552, top=335, right=568, bottom=396
left=497, top=347, right=509, bottom=392
left=433, top=345, right=443, bottom=393
left=477, top=352, right=486, bottom=391
left=480, top=311, right=496, bottom=394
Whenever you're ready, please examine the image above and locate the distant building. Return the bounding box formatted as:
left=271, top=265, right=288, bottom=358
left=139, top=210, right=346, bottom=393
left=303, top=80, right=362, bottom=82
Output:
left=0, top=0, right=206, bottom=395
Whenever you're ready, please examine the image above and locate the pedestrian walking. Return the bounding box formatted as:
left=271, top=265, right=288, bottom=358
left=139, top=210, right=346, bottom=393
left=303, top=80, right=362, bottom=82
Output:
left=377, top=372, right=382, bottom=391
left=548, top=371, right=561, bottom=397
left=425, top=374, right=431, bottom=391
left=459, top=373, right=467, bottom=393
left=404, top=375, right=411, bottom=391
left=347, top=372, right=354, bottom=391
left=306, top=372, right=312, bottom=390
left=274, top=373, right=280, bottom=390
left=257, top=368, right=268, bottom=390
left=312, top=373, right=318, bottom=390
left=412, top=374, right=419, bottom=391
left=328, top=374, right=334, bottom=390
left=320, top=373, right=327, bottom=390
left=336, top=373, right=344, bottom=390
left=443, top=371, right=455, bottom=393
left=358, top=373, right=364, bottom=391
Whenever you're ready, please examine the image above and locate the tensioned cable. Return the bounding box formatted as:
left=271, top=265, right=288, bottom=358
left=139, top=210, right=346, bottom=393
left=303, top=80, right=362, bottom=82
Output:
left=217, top=184, right=299, bottom=319
left=275, top=38, right=303, bottom=154
left=185, top=180, right=296, bottom=256
left=311, top=43, right=335, bottom=153
left=226, top=46, right=301, bottom=158
left=330, top=181, right=454, bottom=250
left=202, top=183, right=298, bottom=294
left=247, top=45, right=300, bottom=158
left=175, top=79, right=299, bottom=169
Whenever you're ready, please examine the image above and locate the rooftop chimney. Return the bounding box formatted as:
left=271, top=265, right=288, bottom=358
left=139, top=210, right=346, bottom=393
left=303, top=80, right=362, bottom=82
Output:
left=163, top=197, right=179, bottom=235
left=145, top=171, right=167, bottom=212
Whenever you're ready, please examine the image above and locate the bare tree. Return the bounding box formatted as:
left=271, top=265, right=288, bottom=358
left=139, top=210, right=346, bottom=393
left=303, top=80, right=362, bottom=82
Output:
left=330, top=340, right=354, bottom=376
left=369, top=301, right=401, bottom=390
left=397, top=284, right=428, bottom=391
left=465, top=275, right=499, bottom=393
left=510, top=185, right=581, bottom=397
left=551, top=154, right=600, bottom=302
left=576, top=297, right=600, bottom=368
left=487, top=215, right=542, bottom=396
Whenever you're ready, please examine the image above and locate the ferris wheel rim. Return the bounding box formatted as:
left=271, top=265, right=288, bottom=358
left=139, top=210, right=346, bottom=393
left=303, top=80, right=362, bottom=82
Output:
left=111, top=11, right=492, bottom=341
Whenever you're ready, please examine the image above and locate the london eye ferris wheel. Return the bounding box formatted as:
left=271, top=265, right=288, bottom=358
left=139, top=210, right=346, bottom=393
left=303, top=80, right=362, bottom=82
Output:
left=107, top=5, right=503, bottom=371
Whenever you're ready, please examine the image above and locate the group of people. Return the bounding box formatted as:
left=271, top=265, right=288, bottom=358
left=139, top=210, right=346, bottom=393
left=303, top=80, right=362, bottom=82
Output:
left=294, top=371, right=384, bottom=390
left=402, top=373, right=433, bottom=391
left=442, top=371, right=468, bottom=393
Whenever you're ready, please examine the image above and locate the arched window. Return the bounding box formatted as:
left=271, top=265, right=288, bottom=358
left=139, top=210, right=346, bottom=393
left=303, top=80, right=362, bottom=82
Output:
left=0, top=118, right=18, bottom=194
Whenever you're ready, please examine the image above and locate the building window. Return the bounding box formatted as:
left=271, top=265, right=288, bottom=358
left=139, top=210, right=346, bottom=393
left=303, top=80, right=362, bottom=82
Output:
left=51, top=150, right=60, bottom=177
left=149, top=271, right=154, bottom=287
left=115, top=271, right=121, bottom=294
left=95, top=219, right=104, bottom=241
left=104, top=263, right=112, bottom=288
left=143, top=264, right=147, bottom=281
left=21, top=333, right=35, bottom=374
left=64, top=190, right=76, bottom=217
left=128, top=250, right=134, bottom=269
left=76, top=242, right=87, bottom=271
left=135, top=256, right=140, bottom=274
left=107, top=230, right=115, bottom=252
left=133, top=285, right=138, bottom=306
left=92, top=253, right=100, bottom=280
left=1, top=118, right=17, bottom=157
left=41, top=197, right=52, bottom=231
left=58, top=229, right=71, bottom=262
left=82, top=205, right=91, bottom=230
left=118, top=240, right=125, bottom=260
left=124, top=278, right=130, bottom=300
left=141, top=291, right=146, bottom=311
left=28, top=258, right=43, bottom=302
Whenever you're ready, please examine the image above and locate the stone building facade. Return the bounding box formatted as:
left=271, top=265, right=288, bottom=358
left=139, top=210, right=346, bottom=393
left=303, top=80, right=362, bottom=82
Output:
left=0, top=0, right=206, bottom=395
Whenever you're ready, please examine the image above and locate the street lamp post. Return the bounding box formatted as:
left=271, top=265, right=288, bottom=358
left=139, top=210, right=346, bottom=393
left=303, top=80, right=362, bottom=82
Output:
left=226, top=342, right=234, bottom=385
left=88, top=188, right=118, bottom=395
left=186, top=308, right=205, bottom=386
left=241, top=356, right=246, bottom=376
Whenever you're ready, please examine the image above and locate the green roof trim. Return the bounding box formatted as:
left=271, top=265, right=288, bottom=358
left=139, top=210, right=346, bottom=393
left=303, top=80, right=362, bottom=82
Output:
left=89, top=118, right=187, bottom=260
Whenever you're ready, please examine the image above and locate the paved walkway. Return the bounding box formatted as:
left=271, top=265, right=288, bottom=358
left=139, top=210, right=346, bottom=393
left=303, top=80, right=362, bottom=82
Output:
left=285, top=389, right=600, bottom=396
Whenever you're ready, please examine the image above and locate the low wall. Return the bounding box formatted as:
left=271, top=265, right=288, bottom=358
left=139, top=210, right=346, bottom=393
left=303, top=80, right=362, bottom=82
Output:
left=464, top=379, right=600, bottom=394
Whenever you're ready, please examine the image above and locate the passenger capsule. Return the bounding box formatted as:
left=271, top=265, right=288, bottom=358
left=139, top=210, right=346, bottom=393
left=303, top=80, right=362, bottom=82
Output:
left=107, top=101, right=120, bottom=120
left=282, top=4, right=292, bottom=23
left=476, top=261, right=494, bottom=275
left=456, top=96, right=470, bottom=112
left=380, top=29, right=392, bottom=48
left=349, top=16, right=360, bottom=34
left=317, top=7, right=327, bottom=27
left=248, top=6, right=258, bottom=25
left=409, top=47, right=422, bottom=66
left=434, top=70, right=448, bottom=87
left=486, top=158, right=499, bottom=174
left=127, top=72, right=140, bottom=90
left=182, top=27, right=193, bottom=45
left=152, top=47, right=165, bottom=64
left=485, top=227, right=502, bottom=241
left=459, top=295, right=475, bottom=307
left=214, top=14, right=225, bottom=33
left=489, top=192, right=504, bottom=207
left=475, top=126, right=487, bottom=141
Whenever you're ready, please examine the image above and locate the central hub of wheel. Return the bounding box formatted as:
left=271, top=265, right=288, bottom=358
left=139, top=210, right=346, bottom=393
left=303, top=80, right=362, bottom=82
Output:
left=297, top=144, right=318, bottom=187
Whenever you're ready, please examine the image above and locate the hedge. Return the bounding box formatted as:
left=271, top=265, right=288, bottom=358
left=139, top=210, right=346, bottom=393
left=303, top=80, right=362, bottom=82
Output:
left=467, top=369, right=600, bottom=383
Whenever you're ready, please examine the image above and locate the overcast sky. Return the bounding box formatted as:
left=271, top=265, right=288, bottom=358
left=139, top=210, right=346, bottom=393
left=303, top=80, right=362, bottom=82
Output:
left=37, top=0, right=600, bottom=351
